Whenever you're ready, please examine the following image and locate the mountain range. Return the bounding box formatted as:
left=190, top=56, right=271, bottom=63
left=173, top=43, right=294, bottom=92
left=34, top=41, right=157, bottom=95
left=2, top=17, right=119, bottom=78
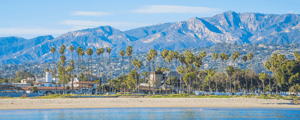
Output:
left=1, top=11, right=300, bottom=64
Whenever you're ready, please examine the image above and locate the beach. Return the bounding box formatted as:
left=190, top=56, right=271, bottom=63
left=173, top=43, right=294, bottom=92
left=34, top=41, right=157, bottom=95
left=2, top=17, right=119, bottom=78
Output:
left=0, top=98, right=299, bottom=110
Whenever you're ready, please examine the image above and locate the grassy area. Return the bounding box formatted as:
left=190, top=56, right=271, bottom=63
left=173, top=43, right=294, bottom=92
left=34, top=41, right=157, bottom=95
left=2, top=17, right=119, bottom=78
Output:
left=1, top=93, right=299, bottom=101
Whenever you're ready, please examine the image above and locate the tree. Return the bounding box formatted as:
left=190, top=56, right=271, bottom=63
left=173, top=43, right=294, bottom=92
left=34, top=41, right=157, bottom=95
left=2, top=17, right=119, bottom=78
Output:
left=97, top=48, right=103, bottom=93
left=99, top=47, right=105, bottom=92
left=226, top=66, right=234, bottom=93
left=119, top=50, right=125, bottom=93
left=76, top=46, right=83, bottom=94
left=213, top=53, right=218, bottom=92
left=161, top=49, right=169, bottom=68
left=224, top=54, right=229, bottom=92
left=136, top=60, right=143, bottom=94
left=259, top=72, right=267, bottom=94
left=86, top=48, right=93, bottom=94
left=184, top=50, right=194, bottom=93
left=32, top=86, right=38, bottom=93
left=146, top=54, right=152, bottom=94
left=69, top=45, right=75, bottom=94
left=149, top=49, right=157, bottom=95
left=106, top=47, right=112, bottom=92
left=199, top=51, right=207, bottom=92
left=166, top=54, right=173, bottom=94
left=50, top=46, right=57, bottom=94
left=248, top=53, right=253, bottom=91
left=173, top=51, right=179, bottom=92
left=193, top=56, right=201, bottom=92
left=132, top=59, right=139, bottom=94
left=126, top=46, right=133, bottom=72
left=59, top=44, right=66, bottom=94
left=265, top=61, right=271, bottom=94
left=242, top=55, right=248, bottom=92
left=293, top=51, right=300, bottom=60
left=177, top=66, right=185, bottom=93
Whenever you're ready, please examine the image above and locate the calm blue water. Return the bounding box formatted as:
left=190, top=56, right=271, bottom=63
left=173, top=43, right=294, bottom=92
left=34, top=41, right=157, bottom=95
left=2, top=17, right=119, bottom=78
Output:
left=0, top=108, right=299, bottom=119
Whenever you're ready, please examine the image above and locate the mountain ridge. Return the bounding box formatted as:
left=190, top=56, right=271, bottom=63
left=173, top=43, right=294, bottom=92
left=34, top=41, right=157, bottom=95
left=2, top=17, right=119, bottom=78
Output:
left=1, top=11, right=300, bottom=64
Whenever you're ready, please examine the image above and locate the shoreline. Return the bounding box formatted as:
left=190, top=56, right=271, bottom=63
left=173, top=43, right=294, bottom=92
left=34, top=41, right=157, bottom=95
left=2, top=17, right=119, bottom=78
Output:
left=0, top=98, right=299, bottom=110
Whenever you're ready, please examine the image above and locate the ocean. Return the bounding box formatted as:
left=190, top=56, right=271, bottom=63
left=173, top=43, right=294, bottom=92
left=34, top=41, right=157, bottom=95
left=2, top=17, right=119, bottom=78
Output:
left=0, top=108, right=299, bottom=119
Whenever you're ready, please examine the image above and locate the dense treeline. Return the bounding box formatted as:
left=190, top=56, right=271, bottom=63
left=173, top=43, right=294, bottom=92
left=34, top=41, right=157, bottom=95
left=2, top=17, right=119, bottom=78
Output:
left=1, top=43, right=300, bottom=95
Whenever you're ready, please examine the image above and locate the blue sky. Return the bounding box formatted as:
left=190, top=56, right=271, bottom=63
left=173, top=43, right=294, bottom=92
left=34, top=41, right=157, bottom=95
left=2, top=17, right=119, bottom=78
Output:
left=0, top=0, right=298, bottom=39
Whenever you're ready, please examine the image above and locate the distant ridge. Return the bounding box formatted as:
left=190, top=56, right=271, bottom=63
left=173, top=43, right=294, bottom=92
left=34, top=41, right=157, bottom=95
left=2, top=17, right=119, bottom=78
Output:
left=1, top=11, right=300, bottom=64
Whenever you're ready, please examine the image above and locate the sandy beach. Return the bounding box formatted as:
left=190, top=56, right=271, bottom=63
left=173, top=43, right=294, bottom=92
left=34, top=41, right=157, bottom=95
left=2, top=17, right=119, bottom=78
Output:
left=0, top=98, right=299, bottom=110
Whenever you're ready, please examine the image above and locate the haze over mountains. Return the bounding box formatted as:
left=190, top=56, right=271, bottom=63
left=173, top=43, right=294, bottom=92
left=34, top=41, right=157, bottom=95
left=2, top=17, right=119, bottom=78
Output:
left=1, top=11, right=300, bottom=64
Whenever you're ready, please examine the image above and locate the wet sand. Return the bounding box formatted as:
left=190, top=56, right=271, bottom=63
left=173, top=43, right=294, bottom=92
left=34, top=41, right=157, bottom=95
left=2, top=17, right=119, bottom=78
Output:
left=0, top=98, right=299, bottom=110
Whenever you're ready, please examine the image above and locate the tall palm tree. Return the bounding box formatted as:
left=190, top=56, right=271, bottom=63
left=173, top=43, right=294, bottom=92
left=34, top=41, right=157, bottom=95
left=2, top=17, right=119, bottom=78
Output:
left=106, top=47, right=112, bottom=92
left=50, top=47, right=57, bottom=94
left=69, top=45, right=75, bottom=94
left=184, top=50, right=194, bottom=94
left=97, top=48, right=103, bottom=93
left=86, top=48, right=93, bottom=94
left=126, top=46, right=133, bottom=72
left=193, top=56, right=201, bottom=92
left=265, top=61, right=271, bottom=94
left=231, top=52, right=238, bottom=93
left=199, top=51, right=207, bottom=92
left=99, top=47, right=105, bottom=92
left=177, top=66, right=185, bottom=94
left=146, top=54, right=152, bottom=94
left=137, top=60, right=143, bottom=94
left=224, top=54, right=229, bottom=92
left=226, top=66, right=234, bottom=93
left=234, top=51, right=240, bottom=92
left=76, top=47, right=83, bottom=94
left=119, top=50, right=125, bottom=93
left=220, top=53, right=225, bottom=88
left=173, top=51, right=179, bottom=93
left=81, top=49, right=85, bottom=94
left=248, top=53, right=253, bottom=92
left=166, top=54, right=173, bottom=94
left=213, top=53, right=218, bottom=92
left=149, top=49, right=157, bottom=95
left=259, top=72, right=267, bottom=94
left=59, top=44, right=66, bottom=94
left=132, top=59, right=138, bottom=93
left=207, top=68, right=215, bottom=94
left=242, top=55, right=248, bottom=93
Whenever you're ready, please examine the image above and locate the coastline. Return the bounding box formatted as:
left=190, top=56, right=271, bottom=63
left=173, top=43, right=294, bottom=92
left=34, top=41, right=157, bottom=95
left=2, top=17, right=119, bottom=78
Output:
left=0, top=98, right=299, bottom=110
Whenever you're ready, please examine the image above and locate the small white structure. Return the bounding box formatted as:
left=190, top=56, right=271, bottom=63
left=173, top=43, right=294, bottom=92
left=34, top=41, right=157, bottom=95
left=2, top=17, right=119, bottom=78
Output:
left=45, top=72, right=52, bottom=82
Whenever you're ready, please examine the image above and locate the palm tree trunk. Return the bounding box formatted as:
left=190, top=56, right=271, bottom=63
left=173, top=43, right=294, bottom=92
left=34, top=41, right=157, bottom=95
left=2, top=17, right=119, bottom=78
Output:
left=53, top=53, right=57, bottom=94
left=129, top=56, right=132, bottom=72
left=230, top=76, right=232, bottom=93
left=176, top=60, right=179, bottom=94
left=78, top=54, right=80, bottom=94
left=268, top=70, right=271, bottom=94
left=215, top=60, right=218, bottom=92
left=250, top=59, right=253, bottom=93
left=148, top=61, right=151, bottom=95
left=71, top=52, right=74, bottom=94
left=152, top=59, right=155, bottom=95
left=109, top=53, right=113, bottom=93
left=102, top=54, right=104, bottom=93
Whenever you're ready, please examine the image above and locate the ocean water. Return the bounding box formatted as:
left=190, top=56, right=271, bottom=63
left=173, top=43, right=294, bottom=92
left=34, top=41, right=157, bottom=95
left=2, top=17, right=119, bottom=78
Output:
left=0, top=108, right=299, bottom=119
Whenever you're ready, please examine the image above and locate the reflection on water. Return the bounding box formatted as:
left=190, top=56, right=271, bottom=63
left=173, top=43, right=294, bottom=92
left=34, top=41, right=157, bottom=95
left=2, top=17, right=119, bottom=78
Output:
left=0, top=108, right=299, bottom=119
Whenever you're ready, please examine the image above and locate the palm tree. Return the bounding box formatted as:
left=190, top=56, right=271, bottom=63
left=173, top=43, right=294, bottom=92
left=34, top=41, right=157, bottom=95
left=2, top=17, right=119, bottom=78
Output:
left=242, top=55, right=248, bottom=92
left=149, top=49, right=157, bottom=95
left=199, top=51, right=206, bottom=92
left=86, top=48, right=93, bottom=94
left=224, top=54, right=229, bottom=92
left=126, top=46, right=133, bottom=72
left=166, top=54, right=173, bottom=94
left=173, top=51, right=179, bottom=92
left=106, top=47, right=112, bottom=92
left=193, top=56, right=201, bottom=92
left=119, top=50, right=125, bottom=93
left=132, top=59, right=138, bottom=93
left=265, top=61, right=271, bottom=94
left=231, top=52, right=238, bottom=93
left=161, top=49, right=169, bottom=68
left=213, top=53, right=218, bottom=92
left=59, top=44, right=66, bottom=94
left=177, top=66, right=185, bottom=94
left=69, top=45, right=75, bottom=94
left=146, top=54, right=152, bottom=94
left=220, top=53, right=225, bottom=88
left=226, top=66, right=234, bottom=93
left=259, top=72, right=267, bottom=94
left=80, top=49, right=85, bottom=94
left=184, top=50, right=194, bottom=94
left=99, top=47, right=105, bottom=92
left=234, top=51, right=240, bottom=92
left=97, top=48, right=103, bottom=93
left=137, top=60, right=143, bottom=94
left=76, top=47, right=83, bottom=94
left=50, top=47, right=57, bottom=94
left=248, top=53, right=253, bottom=92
